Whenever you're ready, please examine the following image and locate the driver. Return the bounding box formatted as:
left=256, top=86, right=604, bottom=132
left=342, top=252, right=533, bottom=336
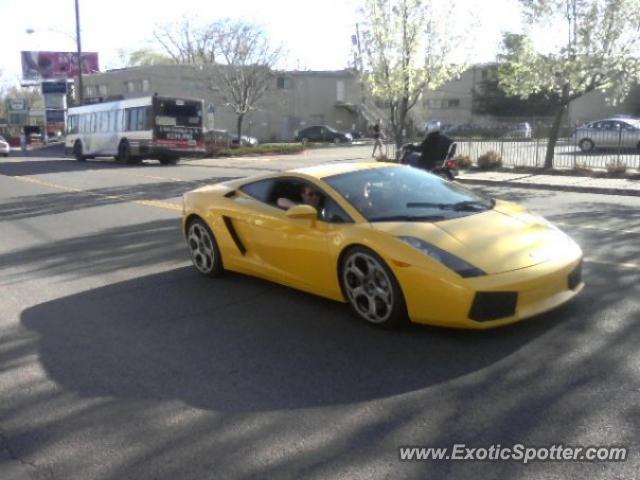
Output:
left=277, top=184, right=322, bottom=210
left=416, top=121, right=454, bottom=171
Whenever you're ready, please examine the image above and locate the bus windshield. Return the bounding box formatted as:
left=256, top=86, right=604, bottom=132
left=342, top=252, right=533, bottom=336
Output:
left=154, top=98, right=202, bottom=128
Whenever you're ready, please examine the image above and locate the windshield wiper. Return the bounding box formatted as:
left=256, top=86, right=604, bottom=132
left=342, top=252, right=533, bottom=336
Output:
left=368, top=215, right=445, bottom=222
left=406, top=200, right=494, bottom=211
left=450, top=200, right=493, bottom=211
left=406, top=202, right=448, bottom=209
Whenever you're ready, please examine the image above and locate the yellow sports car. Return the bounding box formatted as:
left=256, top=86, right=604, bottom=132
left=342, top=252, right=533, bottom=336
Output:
left=182, top=162, right=583, bottom=329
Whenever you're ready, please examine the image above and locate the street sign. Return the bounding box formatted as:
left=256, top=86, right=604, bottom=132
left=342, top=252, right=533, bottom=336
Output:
left=8, top=99, right=27, bottom=112
left=42, top=81, right=68, bottom=94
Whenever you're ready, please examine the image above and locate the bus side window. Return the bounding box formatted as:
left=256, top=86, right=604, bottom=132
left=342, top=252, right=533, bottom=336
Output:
left=145, top=106, right=152, bottom=130
left=125, top=108, right=132, bottom=131
left=136, top=107, right=145, bottom=131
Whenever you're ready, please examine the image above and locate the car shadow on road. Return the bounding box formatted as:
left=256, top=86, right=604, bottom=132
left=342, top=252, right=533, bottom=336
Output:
left=19, top=264, right=571, bottom=413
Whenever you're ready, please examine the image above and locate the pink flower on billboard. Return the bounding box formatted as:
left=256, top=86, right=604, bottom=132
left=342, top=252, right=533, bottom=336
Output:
left=21, top=51, right=100, bottom=81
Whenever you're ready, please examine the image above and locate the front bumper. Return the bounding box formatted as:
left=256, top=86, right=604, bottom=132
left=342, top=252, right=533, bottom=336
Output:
left=397, top=253, right=584, bottom=329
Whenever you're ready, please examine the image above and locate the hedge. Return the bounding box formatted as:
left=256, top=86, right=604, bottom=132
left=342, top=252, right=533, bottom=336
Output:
left=216, top=143, right=304, bottom=157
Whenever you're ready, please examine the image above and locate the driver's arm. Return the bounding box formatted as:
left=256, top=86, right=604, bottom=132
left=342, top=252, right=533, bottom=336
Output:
left=277, top=197, right=297, bottom=209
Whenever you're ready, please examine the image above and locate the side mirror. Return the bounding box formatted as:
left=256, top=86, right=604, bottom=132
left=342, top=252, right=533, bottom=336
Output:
left=286, top=204, right=317, bottom=225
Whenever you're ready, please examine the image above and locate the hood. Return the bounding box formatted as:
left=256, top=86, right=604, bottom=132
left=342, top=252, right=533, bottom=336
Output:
left=371, top=202, right=575, bottom=275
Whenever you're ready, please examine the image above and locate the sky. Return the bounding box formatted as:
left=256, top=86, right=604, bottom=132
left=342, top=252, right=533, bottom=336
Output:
left=0, top=0, right=525, bottom=88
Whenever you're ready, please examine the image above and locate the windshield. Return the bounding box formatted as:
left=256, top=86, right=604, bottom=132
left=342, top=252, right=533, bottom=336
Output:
left=153, top=98, right=203, bottom=128
left=324, top=166, right=494, bottom=222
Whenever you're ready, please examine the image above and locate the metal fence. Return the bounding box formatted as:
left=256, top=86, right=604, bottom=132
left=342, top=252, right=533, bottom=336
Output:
left=383, top=134, right=640, bottom=170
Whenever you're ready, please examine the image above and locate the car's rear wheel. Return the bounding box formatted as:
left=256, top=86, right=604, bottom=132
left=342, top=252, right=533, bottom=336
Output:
left=579, top=138, right=595, bottom=152
left=340, top=246, right=408, bottom=328
left=186, top=218, right=223, bottom=277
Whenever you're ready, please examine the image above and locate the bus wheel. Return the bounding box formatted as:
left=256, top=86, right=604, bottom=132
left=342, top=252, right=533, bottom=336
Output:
left=73, top=141, right=86, bottom=162
left=119, top=140, right=137, bottom=164
left=159, top=156, right=179, bottom=165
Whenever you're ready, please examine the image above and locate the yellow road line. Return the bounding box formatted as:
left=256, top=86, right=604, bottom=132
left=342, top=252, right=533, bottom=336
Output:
left=96, top=170, right=187, bottom=182
left=555, top=222, right=639, bottom=235
left=10, top=175, right=182, bottom=212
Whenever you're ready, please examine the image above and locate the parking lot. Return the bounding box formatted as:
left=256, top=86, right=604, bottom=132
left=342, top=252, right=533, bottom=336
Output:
left=1, top=146, right=639, bottom=480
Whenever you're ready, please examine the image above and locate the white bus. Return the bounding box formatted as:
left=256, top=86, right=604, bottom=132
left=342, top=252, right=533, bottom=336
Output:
left=65, top=95, right=205, bottom=164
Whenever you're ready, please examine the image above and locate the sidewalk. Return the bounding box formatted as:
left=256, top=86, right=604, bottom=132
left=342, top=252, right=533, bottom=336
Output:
left=456, top=170, right=640, bottom=197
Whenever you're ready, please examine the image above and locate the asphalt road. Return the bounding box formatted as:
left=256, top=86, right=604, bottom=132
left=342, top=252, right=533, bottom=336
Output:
left=1, top=146, right=639, bottom=480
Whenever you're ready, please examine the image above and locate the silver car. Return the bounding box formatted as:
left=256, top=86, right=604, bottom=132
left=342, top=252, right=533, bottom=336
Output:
left=0, top=136, right=9, bottom=157
left=571, top=117, right=640, bottom=152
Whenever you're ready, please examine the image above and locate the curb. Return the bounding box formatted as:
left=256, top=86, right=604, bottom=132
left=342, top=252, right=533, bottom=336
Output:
left=456, top=178, right=640, bottom=197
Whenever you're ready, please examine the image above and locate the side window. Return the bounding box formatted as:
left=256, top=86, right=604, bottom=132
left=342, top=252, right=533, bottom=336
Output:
left=136, top=107, right=145, bottom=130
left=319, top=195, right=353, bottom=223
left=145, top=106, right=153, bottom=129
left=240, top=179, right=277, bottom=203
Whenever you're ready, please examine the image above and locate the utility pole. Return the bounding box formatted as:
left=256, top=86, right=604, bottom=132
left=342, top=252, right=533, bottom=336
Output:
left=75, top=0, right=84, bottom=105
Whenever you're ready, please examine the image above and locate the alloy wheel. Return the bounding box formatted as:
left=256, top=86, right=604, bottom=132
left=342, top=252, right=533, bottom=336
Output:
left=342, top=251, right=394, bottom=324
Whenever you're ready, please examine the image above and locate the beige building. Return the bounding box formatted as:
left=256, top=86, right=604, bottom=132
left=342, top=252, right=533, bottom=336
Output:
left=77, top=63, right=639, bottom=142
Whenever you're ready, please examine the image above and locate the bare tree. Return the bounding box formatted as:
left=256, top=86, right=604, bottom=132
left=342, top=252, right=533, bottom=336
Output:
left=152, top=18, right=281, bottom=141
left=211, top=20, right=281, bottom=142
left=118, top=48, right=173, bottom=68
left=153, top=18, right=218, bottom=65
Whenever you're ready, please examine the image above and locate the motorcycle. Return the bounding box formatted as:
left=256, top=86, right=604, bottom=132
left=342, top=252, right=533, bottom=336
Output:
left=399, top=142, right=458, bottom=181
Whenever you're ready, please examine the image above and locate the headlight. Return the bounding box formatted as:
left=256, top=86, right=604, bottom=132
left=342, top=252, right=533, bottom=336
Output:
left=398, top=236, right=486, bottom=278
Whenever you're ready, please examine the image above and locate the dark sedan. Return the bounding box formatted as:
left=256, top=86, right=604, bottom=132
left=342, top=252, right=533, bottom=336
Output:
left=295, top=125, right=353, bottom=144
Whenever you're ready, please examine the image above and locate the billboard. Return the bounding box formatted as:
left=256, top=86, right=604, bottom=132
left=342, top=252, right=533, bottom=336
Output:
left=21, top=51, right=99, bottom=81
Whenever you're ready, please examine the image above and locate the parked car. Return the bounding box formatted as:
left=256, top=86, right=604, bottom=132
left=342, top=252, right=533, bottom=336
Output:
left=295, top=125, right=353, bottom=144
left=0, top=136, right=9, bottom=157
left=571, top=117, right=640, bottom=152
left=503, top=122, right=532, bottom=139
left=231, top=135, right=259, bottom=147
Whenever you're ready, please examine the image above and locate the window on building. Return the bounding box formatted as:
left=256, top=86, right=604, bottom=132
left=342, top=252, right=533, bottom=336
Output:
left=445, top=99, right=460, bottom=108
left=142, top=79, right=149, bottom=92
left=277, top=77, right=286, bottom=89
left=85, top=85, right=94, bottom=97
left=125, top=81, right=135, bottom=93
left=98, top=85, right=108, bottom=96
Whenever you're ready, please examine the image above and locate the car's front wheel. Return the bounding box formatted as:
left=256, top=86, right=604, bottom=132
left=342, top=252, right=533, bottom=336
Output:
left=186, top=218, right=223, bottom=277
left=340, top=246, right=408, bottom=328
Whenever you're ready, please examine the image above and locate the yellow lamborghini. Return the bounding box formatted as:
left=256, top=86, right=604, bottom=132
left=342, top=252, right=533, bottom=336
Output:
left=182, top=162, right=583, bottom=329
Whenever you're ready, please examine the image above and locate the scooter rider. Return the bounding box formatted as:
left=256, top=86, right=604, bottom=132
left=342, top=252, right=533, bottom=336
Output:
left=415, top=121, right=455, bottom=171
